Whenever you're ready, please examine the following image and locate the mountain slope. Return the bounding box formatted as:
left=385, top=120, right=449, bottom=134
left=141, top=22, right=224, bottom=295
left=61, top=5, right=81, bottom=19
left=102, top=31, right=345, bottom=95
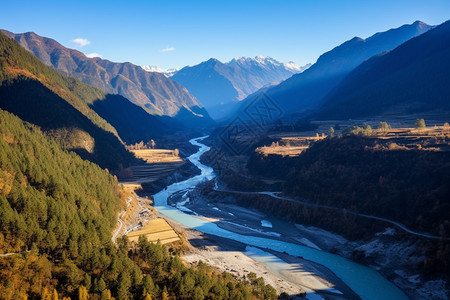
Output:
left=0, top=108, right=276, bottom=299
left=1, top=29, right=212, bottom=126
left=237, top=21, right=432, bottom=119
left=0, top=31, right=133, bottom=170
left=0, top=108, right=121, bottom=254
left=89, top=94, right=172, bottom=144
left=171, top=56, right=305, bottom=119
left=227, top=56, right=308, bottom=97
left=315, top=20, right=450, bottom=119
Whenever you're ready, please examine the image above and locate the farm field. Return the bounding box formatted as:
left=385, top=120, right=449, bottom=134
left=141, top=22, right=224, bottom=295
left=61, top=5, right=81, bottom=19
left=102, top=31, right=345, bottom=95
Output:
left=127, top=218, right=181, bottom=244
left=119, top=149, right=185, bottom=183
left=259, top=124, right=450, bottom=157
left=131, top=149, right=183, bottom=163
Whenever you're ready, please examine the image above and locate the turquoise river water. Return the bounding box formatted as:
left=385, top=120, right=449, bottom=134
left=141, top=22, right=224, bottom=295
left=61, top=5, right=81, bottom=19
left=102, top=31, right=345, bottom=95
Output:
left=153, top=137, right=409, bottom=300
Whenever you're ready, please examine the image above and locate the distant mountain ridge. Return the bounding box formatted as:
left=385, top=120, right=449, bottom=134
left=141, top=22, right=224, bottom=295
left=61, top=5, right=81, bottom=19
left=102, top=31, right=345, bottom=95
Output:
left=315, top=20, right=450, bottom=119
left=170, top=56, right=308, bottom=119
left=236, top=21, right=433, bottom=119
left=0, top=29, right=211, bottom=125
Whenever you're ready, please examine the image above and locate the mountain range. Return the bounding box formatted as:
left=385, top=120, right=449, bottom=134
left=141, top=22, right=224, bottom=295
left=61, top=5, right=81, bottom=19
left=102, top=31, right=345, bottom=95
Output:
left=0, top=29, right=212, bottom=126
left=170, top=56, right=309, bottom=119
left=315, top=20, right=450, bottom=119
left=236, top=21, right=433, bottom=121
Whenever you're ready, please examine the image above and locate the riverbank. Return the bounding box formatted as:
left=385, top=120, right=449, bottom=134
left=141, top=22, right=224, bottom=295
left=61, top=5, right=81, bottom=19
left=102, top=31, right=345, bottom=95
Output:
left=183, top=228, right=306, bottom=298
left=178, top=225, right=359, bottom=299
left=166, top=186, right=361, bottom=299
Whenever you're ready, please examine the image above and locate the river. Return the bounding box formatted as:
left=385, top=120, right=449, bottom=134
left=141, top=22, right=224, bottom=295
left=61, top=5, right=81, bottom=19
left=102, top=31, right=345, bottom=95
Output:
left=153, top=136, right=409, bottom=300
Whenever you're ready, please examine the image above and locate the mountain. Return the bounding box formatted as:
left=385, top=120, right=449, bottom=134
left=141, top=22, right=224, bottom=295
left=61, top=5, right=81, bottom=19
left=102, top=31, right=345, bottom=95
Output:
left=0, top=31, right=133, bottom=170
left=171, top=56, right=306, bottom=119
left=1, top=29, right=212, bottom=126
left=236, top=21, right=433, bottom=120
left=315, top=20, right=450, bottom=119
left=89, top=94, right=173, bottom=144
left=141, top=65, right=179, bottom=77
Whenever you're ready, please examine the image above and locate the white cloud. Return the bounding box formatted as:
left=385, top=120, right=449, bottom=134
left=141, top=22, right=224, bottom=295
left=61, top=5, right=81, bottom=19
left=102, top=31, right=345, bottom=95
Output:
left=71, top=38, right=90, bottom=47
left=160, top=47, right=175, bottom=53
left=86, top=52, right=102, bottom=58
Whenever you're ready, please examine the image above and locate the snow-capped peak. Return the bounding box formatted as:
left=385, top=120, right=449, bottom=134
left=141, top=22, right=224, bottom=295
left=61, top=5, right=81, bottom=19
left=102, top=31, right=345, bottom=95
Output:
left=282, top=61, right=301, bottom=72
left=227, top=56, right=309, bottom=74
left=142, top=65, right=166, bottom=73
left=142, top=65, right=179, bottom=77
left=230, top=56, right=278, bottom=66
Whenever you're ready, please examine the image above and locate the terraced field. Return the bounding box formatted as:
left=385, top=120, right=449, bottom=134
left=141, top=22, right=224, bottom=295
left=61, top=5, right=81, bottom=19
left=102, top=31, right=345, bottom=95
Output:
left=126, top=218, right=180, bottom=244
left=120, top=149, right=185, bottom=183
left=131, top=149, right=182, bottom=163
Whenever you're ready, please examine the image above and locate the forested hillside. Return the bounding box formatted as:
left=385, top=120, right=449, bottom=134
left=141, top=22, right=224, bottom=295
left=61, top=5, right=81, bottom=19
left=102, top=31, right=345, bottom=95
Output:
left=0, top=109, right=277, bottom=299
left=246, top=136, right=450, bottom=274
left=248, top=136, right=450, bottom=236
left=0, top=31, right=133, bottom=170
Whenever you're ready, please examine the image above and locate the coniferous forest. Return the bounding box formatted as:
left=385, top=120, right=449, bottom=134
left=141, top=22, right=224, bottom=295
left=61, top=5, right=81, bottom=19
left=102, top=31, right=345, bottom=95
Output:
left=0, top=109, right=277, bottom=299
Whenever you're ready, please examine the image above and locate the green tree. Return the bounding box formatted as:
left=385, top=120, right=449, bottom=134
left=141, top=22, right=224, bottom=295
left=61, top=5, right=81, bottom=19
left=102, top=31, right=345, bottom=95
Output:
left=142, top=275, right=155, bottom=296
left=82, top=273, right=91, bottom=291
left=343, top=125, right=363, bottom=136
left=193, top=286, right=204, bottom=300
left=362, top=124, right=373, bottom=136
left=377, top=121, right=391, bottom=134
left=415, top=118, right=426, bottom=129
left=101, top=289, right=111, bottom=300
left=96, top=277, right=106, bottom=292
left=117, top=272, right=132, bottom=300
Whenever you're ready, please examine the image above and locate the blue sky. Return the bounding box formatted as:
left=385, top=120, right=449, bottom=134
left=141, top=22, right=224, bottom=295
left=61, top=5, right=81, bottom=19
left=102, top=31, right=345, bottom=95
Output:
left=1, top=0, right=449, bottom=69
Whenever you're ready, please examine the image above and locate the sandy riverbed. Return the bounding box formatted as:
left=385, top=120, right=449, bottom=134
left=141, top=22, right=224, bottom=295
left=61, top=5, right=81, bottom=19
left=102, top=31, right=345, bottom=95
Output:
left=183, top=229, right=305, bottom=297
left=164, top=205, right=360, bottom=300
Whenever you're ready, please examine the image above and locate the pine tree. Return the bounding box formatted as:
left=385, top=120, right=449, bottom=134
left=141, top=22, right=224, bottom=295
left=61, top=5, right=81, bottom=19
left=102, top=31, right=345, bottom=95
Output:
left=117, top=272, right=131, bottom=300
left=100, top=289, right=111, bottom=300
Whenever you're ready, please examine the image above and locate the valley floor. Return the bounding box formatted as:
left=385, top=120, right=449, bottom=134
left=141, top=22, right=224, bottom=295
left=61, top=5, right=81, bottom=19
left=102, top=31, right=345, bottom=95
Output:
left=166, top=188, right=361, bottom=299
left=167, top=182, right=449, bottom=300
left=114, top=146, right=448, bottom=299
left=115, top=180, right=360, bottom=299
